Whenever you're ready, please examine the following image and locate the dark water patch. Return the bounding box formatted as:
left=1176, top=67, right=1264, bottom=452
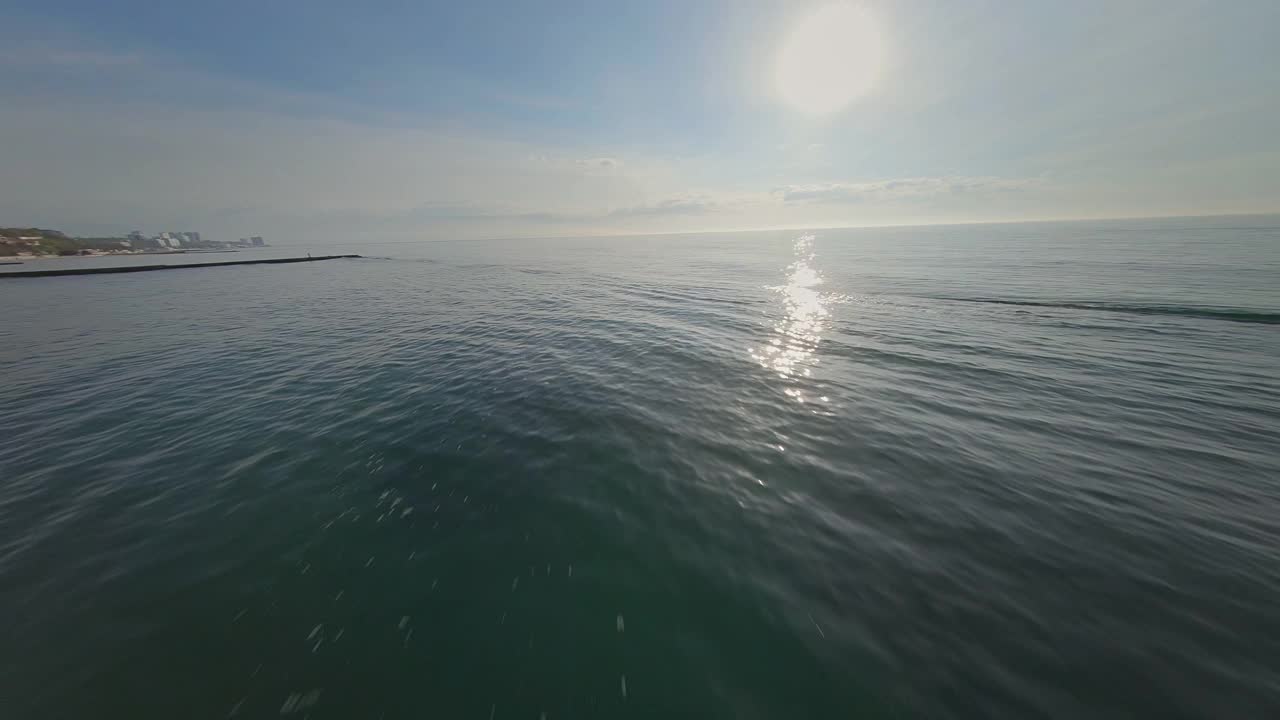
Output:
left=929, top=296, right=1280, bottom=324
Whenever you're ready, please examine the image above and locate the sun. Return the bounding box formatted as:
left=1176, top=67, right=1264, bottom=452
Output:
left=774, top=3, right=883, bottom=115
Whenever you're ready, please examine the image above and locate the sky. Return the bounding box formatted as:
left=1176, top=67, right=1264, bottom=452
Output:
left=1, top=0, right=1277, bottom=242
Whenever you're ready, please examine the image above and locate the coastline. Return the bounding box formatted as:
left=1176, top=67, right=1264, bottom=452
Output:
left=3, top=249, right=239, bottom=261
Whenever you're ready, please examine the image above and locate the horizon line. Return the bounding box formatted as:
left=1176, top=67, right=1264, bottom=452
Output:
left=269, top=210, right=1280, bottom=246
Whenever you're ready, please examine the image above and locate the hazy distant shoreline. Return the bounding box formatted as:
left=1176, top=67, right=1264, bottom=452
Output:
left=5, top=248, right=243, bottom=260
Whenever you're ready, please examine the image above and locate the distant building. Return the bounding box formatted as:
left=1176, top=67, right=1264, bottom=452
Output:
left=251, top=236, right=265, bottom=247
left=184, top=231, right=201, bottom=244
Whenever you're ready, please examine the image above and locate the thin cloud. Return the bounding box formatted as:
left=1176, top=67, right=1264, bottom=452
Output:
left=399, top=196, right=720, bottom=223
left=779, top=176, right=1044, bottom=203
left=0, top=48, right=143, bottom=67
left=579, top=157, right=622, bottom=169
left=608, top=196, right=716, bottom=218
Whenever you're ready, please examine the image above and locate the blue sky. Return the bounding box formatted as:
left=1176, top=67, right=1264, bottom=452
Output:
left=1, top=0, right=1277, bottom=241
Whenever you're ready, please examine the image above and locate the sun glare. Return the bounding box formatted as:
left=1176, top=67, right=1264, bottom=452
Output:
left=774, top=3, right=883, bottom=115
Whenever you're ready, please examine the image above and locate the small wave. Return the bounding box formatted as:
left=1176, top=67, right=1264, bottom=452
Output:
left=373, top=256, right=438, bottom=263
left=932, top=297, right=1280, bottom=324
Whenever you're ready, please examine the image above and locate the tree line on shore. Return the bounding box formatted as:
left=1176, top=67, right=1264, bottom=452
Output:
left=0, top=228, right=130, bottom=256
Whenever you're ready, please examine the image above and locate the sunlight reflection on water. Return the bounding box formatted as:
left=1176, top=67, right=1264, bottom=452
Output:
left=750, top=235, right=846, bottom=402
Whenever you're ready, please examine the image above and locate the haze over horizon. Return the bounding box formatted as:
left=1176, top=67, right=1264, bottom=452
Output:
left=2, top=0, right=1277, bottom=243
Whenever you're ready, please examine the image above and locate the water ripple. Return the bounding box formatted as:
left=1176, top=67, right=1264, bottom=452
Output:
left=2, top=221, right=1279, bottom=719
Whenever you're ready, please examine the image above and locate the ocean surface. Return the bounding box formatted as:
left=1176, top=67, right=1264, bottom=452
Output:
left=2, top=216, right=1279, bottom=719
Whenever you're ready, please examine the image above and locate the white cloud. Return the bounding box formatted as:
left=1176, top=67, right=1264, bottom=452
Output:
left=778, top=176, right=1044, bottom=203
left=608, top=196, right=717, bottom=218
left=579, top=157, right=622, bottom=170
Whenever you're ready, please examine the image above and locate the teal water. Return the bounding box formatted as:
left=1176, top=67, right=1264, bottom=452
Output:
left=2, top=216, right=1279, bottom=719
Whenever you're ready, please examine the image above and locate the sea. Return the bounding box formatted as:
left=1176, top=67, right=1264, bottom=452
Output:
left=2, top=215, right=1278, bottom=719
